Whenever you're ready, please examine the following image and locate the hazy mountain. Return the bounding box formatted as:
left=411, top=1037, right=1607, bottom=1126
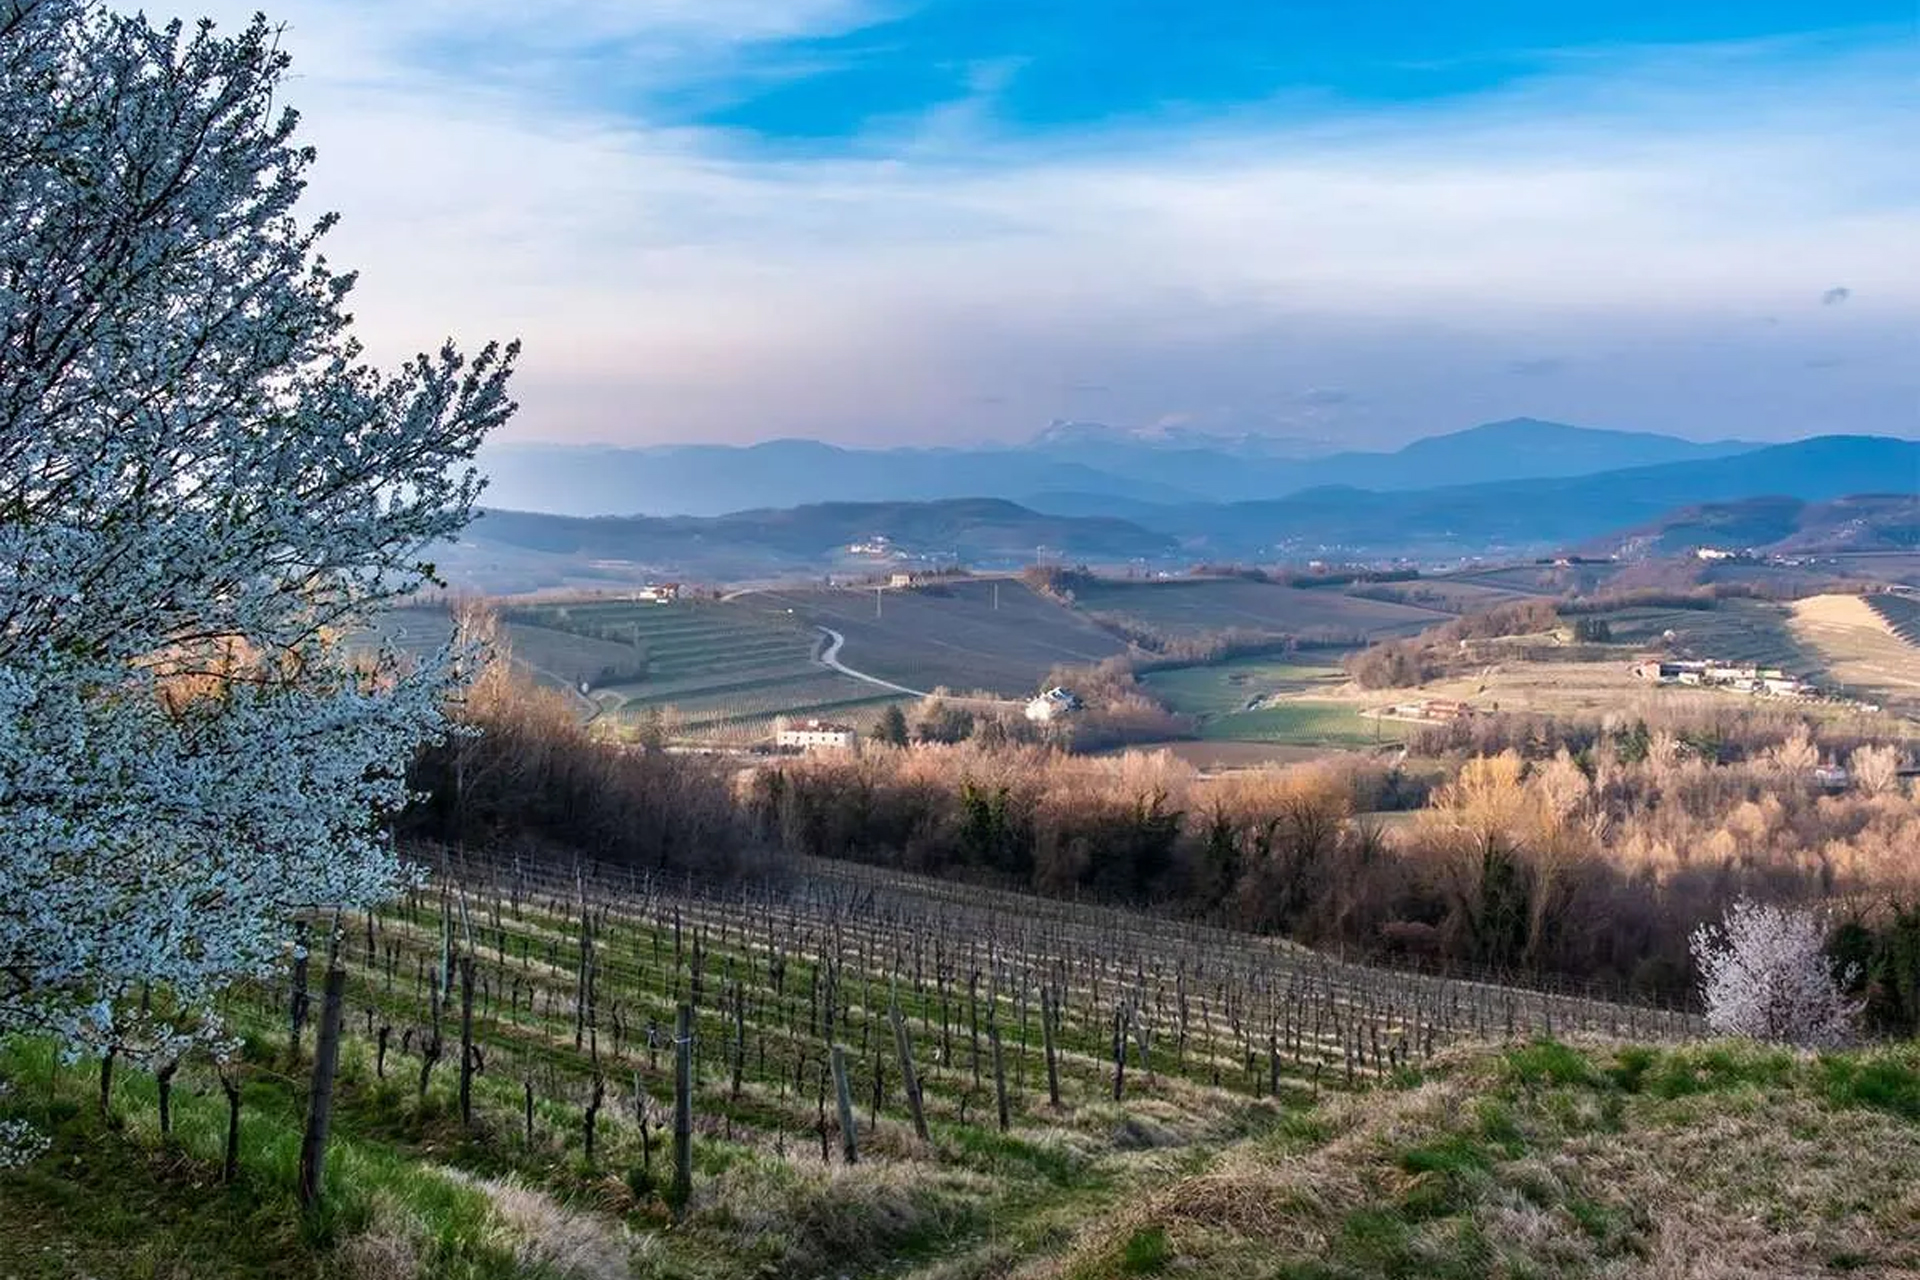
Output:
left=1026, top=419, right=1339, bottom=458
left=1148, top=435, right=1920, bottom=557
left=479, top=419, right=1764, bottom=517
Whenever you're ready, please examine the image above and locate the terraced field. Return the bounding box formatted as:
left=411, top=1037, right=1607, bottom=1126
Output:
left=1067, top=577, right=1444, bottom=641
left=741, top=578, right=1127, bottom=696
left=503, top=598, right=902, bottom=736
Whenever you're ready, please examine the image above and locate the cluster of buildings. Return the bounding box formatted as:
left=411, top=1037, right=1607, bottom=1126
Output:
left=634, top=582, right=682, bottom=604
left=1378, top=697, right=1477, bottom=723
left=1630, top=659, right=1815, bottom=698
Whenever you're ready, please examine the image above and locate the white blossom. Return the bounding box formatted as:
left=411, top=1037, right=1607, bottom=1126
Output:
left=0, top=1, right=515, bottom=1056
left=1691, top=897, right=1860, bottom=1048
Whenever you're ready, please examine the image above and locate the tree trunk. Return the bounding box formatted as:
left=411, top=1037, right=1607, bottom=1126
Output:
left=219, top=1067, right=242, bottom=1184
left=297, top=965, right=347, bottom=1211
left=155, top=1057, right=180, bottom=1138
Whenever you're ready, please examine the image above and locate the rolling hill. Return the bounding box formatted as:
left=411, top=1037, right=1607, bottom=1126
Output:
left=435, top=499, right=1179, bottom=592
left=1590, top=494, right=1920, bottom=559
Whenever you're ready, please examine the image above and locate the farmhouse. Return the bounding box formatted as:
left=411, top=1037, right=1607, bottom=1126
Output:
left=1383, top=698, right=1477, bottom=723
left=888, top=571, right=922, bottom=589
left=775, top=719, right=858, bottom=751
left=1631, top=657, right=1817, bottom=699
left=1025, top=686, right=1081, bottom=723
left=635, top=582, right=681, bottom=603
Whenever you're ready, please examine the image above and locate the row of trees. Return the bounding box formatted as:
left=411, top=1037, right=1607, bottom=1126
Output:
left=743, top=736, right=1920, bottom=1007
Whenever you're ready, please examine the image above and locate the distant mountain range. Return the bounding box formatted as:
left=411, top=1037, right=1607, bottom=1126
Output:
left=438, top=427, right=1918, bottom=590
left=480, top=418, right=1760, bottom=518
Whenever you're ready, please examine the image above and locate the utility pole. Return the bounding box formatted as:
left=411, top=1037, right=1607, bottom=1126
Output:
left=875, top=586, right=883, bottom=619
left=993, top=581, right=999, bottom=611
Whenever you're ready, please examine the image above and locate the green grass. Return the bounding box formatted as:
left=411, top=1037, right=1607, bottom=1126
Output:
left=1139, top=656, right=1407, bottom=746
left=1140, top=657, right=1348, bottom=717
left=1200, top=700, right=1401, bottom=746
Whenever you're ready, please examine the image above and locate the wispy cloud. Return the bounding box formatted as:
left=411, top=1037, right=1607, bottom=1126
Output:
left=186, top=3, right=1917, bottom=448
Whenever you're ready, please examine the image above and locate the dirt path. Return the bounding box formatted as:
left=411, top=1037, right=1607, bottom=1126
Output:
left=814, top=626, right=927, bottom=696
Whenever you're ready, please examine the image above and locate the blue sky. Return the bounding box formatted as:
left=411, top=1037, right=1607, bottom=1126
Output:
left=195, top=0, right=1917, bottom=450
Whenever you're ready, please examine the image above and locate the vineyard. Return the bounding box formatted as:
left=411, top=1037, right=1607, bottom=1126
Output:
left=0, top=850, right=1710, bottom=1279
left=1061, top=577, right=1444, bottom=642
left=1867, top=593, right=1920, bottom=647
left=740, top=578, right=1128, bottom=696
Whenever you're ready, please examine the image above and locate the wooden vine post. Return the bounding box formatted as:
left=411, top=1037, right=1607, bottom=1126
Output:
left=1041, top=984, right=1061, bottom=1109
left=297, top=963, right=347, bottom=1211
left=889, top=996, right=930, bottom=1142
left=458, top=954, right=477, bottom=1128
left=830, top=1043, right=858, bottom=1165
left=671, top=1002, right=694, bottom=1218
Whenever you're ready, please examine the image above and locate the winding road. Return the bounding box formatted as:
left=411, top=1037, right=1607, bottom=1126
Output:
left=815, top=627, right=926, bottom=697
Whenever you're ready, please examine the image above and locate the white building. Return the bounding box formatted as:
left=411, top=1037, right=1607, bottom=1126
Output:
left=1024, top=686, right=1081, bottom=723
left=775, top=719, right=857, bottom=751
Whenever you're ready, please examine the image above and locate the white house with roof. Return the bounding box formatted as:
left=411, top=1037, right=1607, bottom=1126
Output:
left=775, top=718, right=857, bottom=751
left=1024, top=686, right=1081, bottom=723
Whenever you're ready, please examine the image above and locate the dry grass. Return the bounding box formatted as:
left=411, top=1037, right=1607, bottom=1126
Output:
left=1020, top=1040, right=1920, bottom=1280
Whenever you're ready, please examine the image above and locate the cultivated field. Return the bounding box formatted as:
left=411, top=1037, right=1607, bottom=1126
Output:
left=1140, top=658, right=1404, bottom=748
left=1608, top=600, right=1818, bottom=664
left=2, top=849, right=1709, bottom=1280
left=1347, top=578, right=1548, bottom=613
left=1068, top=578, right=1444, bottom=640
left=740, top=578, right=1127, bottom=696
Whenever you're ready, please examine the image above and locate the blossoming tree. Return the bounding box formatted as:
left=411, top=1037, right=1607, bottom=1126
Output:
left=1691, top=898, right=1859, bottom=1048
left=0, top=1, right=516, bottom=1055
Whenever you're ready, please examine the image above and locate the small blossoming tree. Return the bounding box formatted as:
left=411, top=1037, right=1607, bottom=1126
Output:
left=1691, top=898, right=1859, bottom=1048
left=0, top=1, right=516, bottom=1059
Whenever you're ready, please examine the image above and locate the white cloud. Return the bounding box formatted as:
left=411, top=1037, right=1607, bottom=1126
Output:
left=177, top=4, right=1920, bottom=446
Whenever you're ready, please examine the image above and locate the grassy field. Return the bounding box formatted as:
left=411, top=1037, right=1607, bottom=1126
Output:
left=1197, top=700, right=1404, bottom=747
left=1066, top=578, right=1444, bottom=642
left=740, top=578, right=1127, bottom=696
left=5, top=849, right=1912, bottom=1279
left=1140, top=658, right=1406, bottom=748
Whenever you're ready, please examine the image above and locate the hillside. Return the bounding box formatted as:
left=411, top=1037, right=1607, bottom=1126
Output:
left=3, top=850, right=1913, bottom=1280
left=1590, top=494, right=1920, bottom=560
